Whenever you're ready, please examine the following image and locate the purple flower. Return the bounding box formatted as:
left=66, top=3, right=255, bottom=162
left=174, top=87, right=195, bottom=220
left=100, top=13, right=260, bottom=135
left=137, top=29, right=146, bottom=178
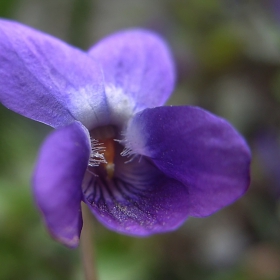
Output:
left=0, top=19, right=251, bottom=248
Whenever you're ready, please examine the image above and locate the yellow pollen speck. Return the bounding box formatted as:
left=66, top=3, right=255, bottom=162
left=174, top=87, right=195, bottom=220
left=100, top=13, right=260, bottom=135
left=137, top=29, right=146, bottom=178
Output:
left=106, top=163, right=115, bottom=179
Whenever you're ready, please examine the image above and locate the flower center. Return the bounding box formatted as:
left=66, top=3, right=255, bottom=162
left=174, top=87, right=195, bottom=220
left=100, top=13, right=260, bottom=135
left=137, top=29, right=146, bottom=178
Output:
left=102, top=138, right=115, bottom=179
left=88, top=125, right=118, bottom=179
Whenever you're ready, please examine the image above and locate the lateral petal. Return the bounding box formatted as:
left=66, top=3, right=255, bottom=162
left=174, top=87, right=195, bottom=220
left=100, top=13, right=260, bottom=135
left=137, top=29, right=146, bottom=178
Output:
left=0, top=19, right=108, bottom=129
left=125, top=106, right=251, bottom=217
left=33, top=121, right=91, bottom=247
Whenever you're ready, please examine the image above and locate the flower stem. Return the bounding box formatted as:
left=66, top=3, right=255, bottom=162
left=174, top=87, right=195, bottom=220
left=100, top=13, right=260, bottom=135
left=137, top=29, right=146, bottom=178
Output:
left=81, top=202, right=98, bottom=280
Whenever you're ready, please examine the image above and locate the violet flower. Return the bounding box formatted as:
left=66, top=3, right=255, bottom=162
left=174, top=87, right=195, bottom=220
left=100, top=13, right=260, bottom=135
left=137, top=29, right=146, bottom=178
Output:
left=0, top=19, right=251, bottom=248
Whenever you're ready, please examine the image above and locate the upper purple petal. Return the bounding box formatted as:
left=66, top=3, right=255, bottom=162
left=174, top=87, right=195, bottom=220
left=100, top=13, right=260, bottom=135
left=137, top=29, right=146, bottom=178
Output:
left=33, top=121, right=91, bottom=247
left=82, top=142, right=190, bottom=236
left=0, top=19, right=108, bottom=129
left=88, top=29, right=175, bottom=111
left=125, top=106, right=251, bottom=217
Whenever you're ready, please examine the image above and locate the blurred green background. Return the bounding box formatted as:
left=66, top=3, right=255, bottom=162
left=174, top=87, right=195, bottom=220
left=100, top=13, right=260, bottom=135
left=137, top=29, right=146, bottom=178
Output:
left=1, top=0, right=280, bottom=279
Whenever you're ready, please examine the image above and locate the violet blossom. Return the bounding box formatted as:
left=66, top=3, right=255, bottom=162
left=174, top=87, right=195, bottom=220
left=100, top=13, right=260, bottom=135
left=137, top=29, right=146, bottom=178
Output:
left=0, top=19, right=251, bottom=248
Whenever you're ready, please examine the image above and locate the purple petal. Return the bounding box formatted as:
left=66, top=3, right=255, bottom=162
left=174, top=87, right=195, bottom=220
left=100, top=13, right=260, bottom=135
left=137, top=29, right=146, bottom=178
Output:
left=88, top=29, right=175, bottom=111
left=82, top=142, right=189, bottom=236
left=125, top=106, right=251, bottom=217
left=0, top=19, right=108, bottom=129
left=33, top=121, right=91, bottom=247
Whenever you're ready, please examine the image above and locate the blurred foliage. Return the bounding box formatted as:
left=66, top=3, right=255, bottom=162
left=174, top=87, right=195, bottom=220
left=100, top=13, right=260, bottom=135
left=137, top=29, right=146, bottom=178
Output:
left=68, top=0, right=94, bottom=48
left=1, top=0, right=280, bottom=279
left=0, top=0, right=18, bottom=17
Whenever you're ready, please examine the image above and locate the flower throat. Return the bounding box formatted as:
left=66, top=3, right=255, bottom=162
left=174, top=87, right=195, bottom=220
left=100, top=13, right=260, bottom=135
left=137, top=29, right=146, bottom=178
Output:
left=88, top=125, right=118, bottom=179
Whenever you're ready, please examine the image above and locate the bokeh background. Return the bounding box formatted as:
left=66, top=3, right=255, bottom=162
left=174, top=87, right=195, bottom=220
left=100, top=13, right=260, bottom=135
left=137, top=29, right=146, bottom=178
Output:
left=1, top=0, right=280, bottom=279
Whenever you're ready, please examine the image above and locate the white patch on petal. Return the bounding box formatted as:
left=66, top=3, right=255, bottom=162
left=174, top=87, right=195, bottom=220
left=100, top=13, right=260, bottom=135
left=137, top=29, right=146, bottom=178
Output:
left=68, top=85, right=110, bottom=130
left=68, top=84, right=135, bottom=131
left=105, top=84, right=135, bottom=128
left=122, top=118, right=148, bottom=157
